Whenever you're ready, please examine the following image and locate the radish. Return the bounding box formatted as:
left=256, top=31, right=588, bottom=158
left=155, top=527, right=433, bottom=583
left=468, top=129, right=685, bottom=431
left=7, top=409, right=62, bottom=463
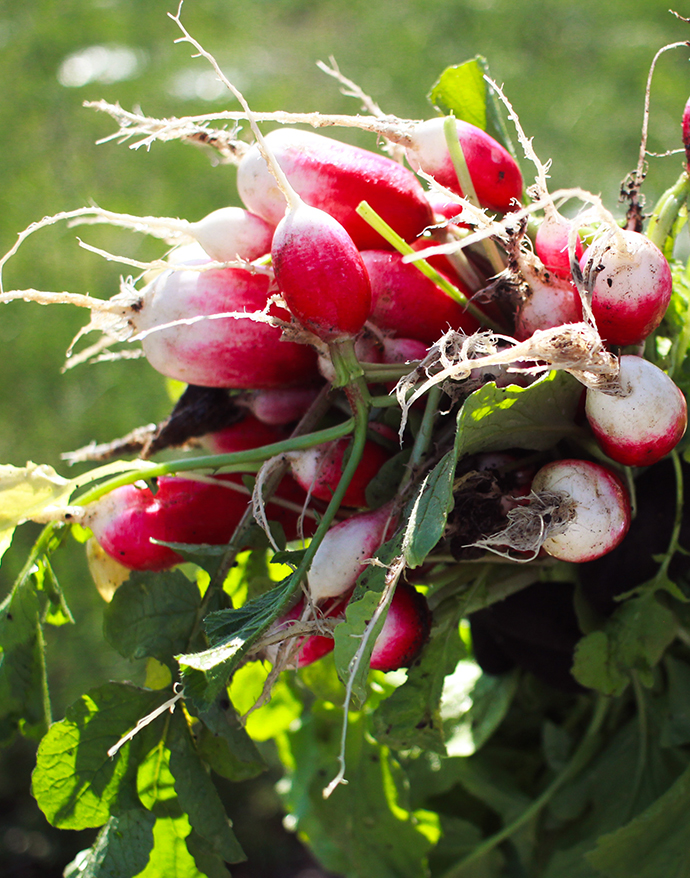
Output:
left=514, top=272, right=583, bottom=341
left=135, top=264, right=319, bottom=388
left=184, top=206, right=274, bottom=262
left=200, top=412, right=290, bottom=453
left=369, top=582, right=431, bottom=672
left=84, top=416, right=310, bottom=570
left=270, top=200, right=372, bottom=342
left=287, top=434, right=393, bottom=508
left=263, top=596, right=343, bottom=669
left=361, top=249, right=480, bottom=345
left=236, top=385, right=323, bottom=426
left=307, top=502, right=396, bottom=602
left=68, top=205, right=275, bottom=263
left=404, top=117, right=523, bottom=214
left=381, top=336, right=429, bottom=364
left=534, top=211, right=584, bottom=280
left=528, top=459, right=631, bottom=563
left=236, top=127, right=434, bottom=250
left=585, top=354, right=687, bottom=467
left=266, top=580, right=430, bottom=672
left=580, top=229, right=672, bottom=347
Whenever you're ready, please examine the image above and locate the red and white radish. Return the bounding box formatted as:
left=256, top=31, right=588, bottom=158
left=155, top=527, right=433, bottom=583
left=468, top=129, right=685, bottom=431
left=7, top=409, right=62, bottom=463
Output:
left=369, top=582, right=431, bottom=671
left=514, top=271, right=583, bottom=341
left=580, top=229, right=672, bottom=347
left=236, top=127, right=434, bottom=250
left=84, top=416, right=311, bottom=570
left=307, top=502, right=396, bottom=602
left=361, top=249, right=480, bottom=345
left=135, top=264, right=318, bottom=388
left=529, top=459, right=631, bottom=563
left=267, top=580, right=430, bottom=672
left=287, top=434, right=393, bottom=508
left=585, top=354, right=687, bottom=467
left=236, top=385, right=323, bottom=426
left=271, top=201, right=372, bottom=342
left=404, top=118, right=523, bottom=214
left=534, top=211, right=584, bottom=281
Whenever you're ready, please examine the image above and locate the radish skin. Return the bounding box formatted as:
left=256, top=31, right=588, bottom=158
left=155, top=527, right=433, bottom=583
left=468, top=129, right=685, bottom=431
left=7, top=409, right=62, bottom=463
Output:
left=369, top=582, right=431, bottom=671
left=530, top=459, right=631, bottom=563
left=287, top=435, right=393, bottom=508
left=361, top=249, right=479, bottom=344
left=405, top=118, right=523, bottom=214
left=135, top=265, right=318, bottom=388
left=581, top=229, right=672, bottom=347
left=237, top=127, right=434, bottom=250
left=307, top=502, right=396, bottom=602
left=585, top=355, right=687, bottom=467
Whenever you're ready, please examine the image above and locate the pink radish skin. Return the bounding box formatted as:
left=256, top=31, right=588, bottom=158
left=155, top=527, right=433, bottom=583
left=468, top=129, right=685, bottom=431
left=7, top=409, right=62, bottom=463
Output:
left=361, top=250, right=480, bottom=345
left=585, top=355, right=687, bottom=467
left=307, top=502, right=396, bottom=602
left=530, top=459, right=631, bottom=563
left=580, top=230, right=672, bottom=347
left=369, top=582, right=431, bottom=672
left=264, top=596, right=344, bottom=669
left=287, top=435, right=393, bottom=508
left=239, top=386, right=323, bottom=426
left=534, top=212, right=584, bottom=280
left=381, top=337, right=429, bottom=364
left=237, top=127, right=434, bottom=250
left=136, top=265, right=318, bottom=388
left=405, top=118, right=523, bottom=214
left=199, top=413, right=290, bottom=454
left=271, top=201, right=372, bottom=341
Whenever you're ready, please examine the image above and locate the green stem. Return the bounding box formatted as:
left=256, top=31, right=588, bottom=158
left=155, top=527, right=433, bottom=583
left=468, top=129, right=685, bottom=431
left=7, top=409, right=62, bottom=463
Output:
left=440, top=695, right=609, bottom=878
left=355, top=200, right=501, bottom=331
left=669, top=265, right=690, bottom=382
left=625, top=671, right=648, bottom=823
left=443, top=115, right=506, bottom=275
left=288, top=344, right=372, bottom=581
left=72, top=419, right=355, bottom=507
left=410, top=386, right=442, bottom=468
left=646, top=171, right=690, bottom=252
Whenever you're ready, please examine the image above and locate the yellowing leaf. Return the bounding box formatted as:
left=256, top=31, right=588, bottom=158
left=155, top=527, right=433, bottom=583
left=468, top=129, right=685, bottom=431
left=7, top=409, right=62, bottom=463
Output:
left=0, top=462, right=78, bottom=564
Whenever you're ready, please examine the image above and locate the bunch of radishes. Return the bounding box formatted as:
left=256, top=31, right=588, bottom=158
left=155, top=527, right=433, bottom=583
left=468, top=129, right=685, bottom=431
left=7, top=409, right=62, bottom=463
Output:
left=4, top=54, right=689, bottom=686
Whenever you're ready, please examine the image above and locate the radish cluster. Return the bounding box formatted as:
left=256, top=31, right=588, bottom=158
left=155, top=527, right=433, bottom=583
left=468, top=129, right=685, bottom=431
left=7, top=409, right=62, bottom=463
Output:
left=6, top=60, right=690, bottom=691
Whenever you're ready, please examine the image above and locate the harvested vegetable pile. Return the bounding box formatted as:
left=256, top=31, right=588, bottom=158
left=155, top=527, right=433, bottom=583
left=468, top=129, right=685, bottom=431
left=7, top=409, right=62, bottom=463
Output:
left=3, top=11, right=690, bottom=878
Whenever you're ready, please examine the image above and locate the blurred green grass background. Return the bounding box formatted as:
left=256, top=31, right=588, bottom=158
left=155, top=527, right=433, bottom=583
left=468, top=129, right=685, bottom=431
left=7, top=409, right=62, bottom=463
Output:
left=0, top=1, right=688, bottom=874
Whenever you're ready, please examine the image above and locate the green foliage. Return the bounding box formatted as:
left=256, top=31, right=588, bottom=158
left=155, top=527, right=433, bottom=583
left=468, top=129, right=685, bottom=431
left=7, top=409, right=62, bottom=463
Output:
left=278, top=708, right=439, bottom=878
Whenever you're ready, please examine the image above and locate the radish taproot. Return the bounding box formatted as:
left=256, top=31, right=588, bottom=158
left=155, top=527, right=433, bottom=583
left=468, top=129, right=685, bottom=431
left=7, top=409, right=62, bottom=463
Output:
left=585, top=354, right=687, bottom=466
